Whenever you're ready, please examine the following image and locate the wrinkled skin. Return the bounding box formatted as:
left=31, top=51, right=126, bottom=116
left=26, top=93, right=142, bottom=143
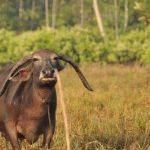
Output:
left=0, top=49, right=93, bottom=150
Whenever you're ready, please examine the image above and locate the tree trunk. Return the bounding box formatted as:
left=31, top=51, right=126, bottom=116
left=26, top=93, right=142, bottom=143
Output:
left=93, top=0, right=106, bottom=39
left=52, top=0, right=57, bottom=29
left=124, top=0, right=128, bottom=31
left=80, top=0, right=84, bottom=27
left=30, top=0, right=35, bottom=30
left=114, top=0, right=119, bottom=40
left=19, top=0, right=23, bottom=18
left=45, top=0, right=49, bottom=28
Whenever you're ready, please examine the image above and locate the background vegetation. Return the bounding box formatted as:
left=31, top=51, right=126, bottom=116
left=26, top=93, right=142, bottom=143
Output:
left=0, top=0, right=150, bottom=65
left=0, top=26, right=150, bottom=65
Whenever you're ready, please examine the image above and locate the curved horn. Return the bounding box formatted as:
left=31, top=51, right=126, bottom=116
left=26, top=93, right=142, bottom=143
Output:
left=0, top=56, right=36, bottom=96
left=55, top=55, right=93, bottom=91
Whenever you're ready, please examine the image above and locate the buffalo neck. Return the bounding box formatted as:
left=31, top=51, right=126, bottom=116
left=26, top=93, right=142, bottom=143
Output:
left=32, top=78, right=56, bottom=106
left=20, top=78, right=56, bottom=119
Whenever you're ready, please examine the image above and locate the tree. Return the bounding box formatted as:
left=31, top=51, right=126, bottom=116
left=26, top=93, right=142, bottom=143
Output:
left=134, top=1, right=150, bottom=25
left=0, top=0, right=18, bottom=29
left=45, top=0, right=49, bottom=28
left=52, top=0, right=57, bottom=28
left=19, top=0, right=23, bottom=19
left=114, top=0, right=119, bottom=40
left=124, top=0, right=128, bottom=31
left=80, top=0, right=84, bottom=27
left=30, top=0, right=36, bottom=30
left=93, top=0, right=106, bottom=39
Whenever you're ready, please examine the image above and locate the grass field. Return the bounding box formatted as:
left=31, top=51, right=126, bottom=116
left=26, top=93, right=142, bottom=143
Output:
left=0, top=64, right=150, bottom=150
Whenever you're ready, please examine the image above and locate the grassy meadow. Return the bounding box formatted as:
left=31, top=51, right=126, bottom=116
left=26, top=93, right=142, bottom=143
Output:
left=0, top=64, right=150, bottom=150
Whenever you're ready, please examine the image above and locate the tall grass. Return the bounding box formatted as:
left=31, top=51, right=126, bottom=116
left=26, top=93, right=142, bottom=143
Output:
left=0, top=64, right=150, bottom=150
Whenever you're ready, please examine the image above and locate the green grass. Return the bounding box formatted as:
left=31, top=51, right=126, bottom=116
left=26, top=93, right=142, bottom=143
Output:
left=0, top=64, right=150, bottom=150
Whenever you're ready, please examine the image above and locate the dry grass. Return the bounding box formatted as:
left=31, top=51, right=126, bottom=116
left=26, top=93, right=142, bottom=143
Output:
left=0, top=64, right=150, bottom=150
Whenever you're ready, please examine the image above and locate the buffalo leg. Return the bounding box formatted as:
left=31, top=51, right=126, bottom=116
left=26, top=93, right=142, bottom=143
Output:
left=42, top=116, right=56, bottom=149
left=5, top=122, right=21, bottom=150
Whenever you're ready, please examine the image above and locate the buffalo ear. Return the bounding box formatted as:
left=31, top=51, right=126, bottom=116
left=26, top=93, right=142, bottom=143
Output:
left=9, top=64, right=33, bottom=81
left=0, top=56, right=34, bottom=96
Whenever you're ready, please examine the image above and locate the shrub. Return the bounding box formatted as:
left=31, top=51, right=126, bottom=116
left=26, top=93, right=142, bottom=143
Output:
left=0, top=26, right=149, bottom=65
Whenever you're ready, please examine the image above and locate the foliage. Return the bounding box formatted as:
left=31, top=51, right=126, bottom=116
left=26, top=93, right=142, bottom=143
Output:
left=134, top=0, right=150, bottom=25
left=0, top=26, right=150, bottom=65
left=0, top=0, right=149, bottom=31
left=0, top=0, right=149, bottom=65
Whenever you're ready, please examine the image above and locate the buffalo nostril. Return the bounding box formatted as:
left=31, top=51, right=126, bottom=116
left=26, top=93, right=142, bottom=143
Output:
left=46, top=70, right=51, bottom=75
left=42, top=70, right=50, bottom=75
left=42, top=69, right=54, bottom=76
left=51, top=69, right=55, bottom=74
left=42, top=70, right=46, bottom=74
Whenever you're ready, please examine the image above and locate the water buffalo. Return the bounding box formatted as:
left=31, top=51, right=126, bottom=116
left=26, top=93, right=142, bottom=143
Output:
left=0, top=49, right=93, bottom=150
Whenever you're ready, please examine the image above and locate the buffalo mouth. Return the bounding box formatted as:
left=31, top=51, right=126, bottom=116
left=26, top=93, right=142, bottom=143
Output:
left=39, top=70, right=57, bottom=83
left=40, top=77, right=57, bottom=82
left=39, top=77, right=57, bottom=85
